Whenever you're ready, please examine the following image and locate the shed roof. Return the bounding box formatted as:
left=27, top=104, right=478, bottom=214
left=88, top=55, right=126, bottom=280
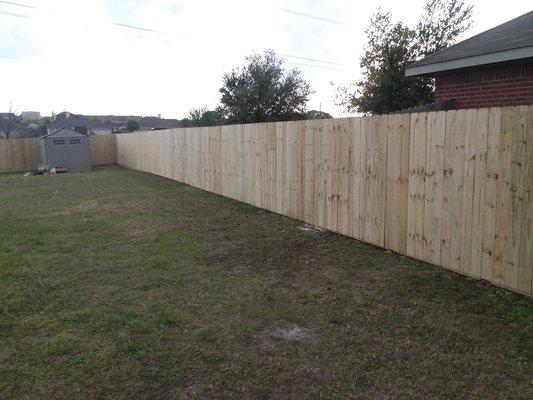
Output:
left=40, top=127, right=88, bottom=139
left=405, top=11, right=533, bottom=76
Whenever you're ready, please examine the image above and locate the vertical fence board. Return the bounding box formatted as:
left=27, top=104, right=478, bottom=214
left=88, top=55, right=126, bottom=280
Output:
left=304, top=120, right=315, bottom=225
left=385, top=114, right=410, bottom=254
left=518, top=106, right=533, bottom=293
left=423, top=111, right=446, bottom=265
left=481, top=108, right=501, bottom=280
left=469, top=109, right=489, bottom=277
left=352, top=117, right=367, bottom=241
left=408, top=113, right=428, bottom=259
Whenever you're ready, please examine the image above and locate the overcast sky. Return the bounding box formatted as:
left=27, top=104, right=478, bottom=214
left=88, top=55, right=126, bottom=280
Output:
left=1, top=0, right=531, bottom=119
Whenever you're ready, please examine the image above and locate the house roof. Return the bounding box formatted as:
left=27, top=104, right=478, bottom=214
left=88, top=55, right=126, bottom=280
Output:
left=47, top=113, right=92, bottom=129
left=138, top=116, right=183, bottom=129
left=48, top=111, right=183, bottom=131
left=48, top=112, right=115, bottom=130
left=405, top=11, right=533, bottom=76
left=40, top=127, right=88, bottom=139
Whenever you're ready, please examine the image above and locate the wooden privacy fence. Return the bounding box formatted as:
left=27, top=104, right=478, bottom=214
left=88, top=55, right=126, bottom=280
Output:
left=0, top=135, right=117, bottom=172
left=117, top=105, right=529, bottom=296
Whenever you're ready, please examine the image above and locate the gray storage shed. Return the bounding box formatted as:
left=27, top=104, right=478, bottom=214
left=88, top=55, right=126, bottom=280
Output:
left=40, top=127, right=91, bottom=172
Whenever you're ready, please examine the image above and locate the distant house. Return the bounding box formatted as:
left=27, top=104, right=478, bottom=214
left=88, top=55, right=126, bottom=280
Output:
left=21, top=111, right=40, bottom=121
left=47, top=111, right=183, bottom=135
left=47, top=112, right=114, bottom=135
left=405, top=11, right=533, bottom=109
left=138, top=116, right=183, bottom=130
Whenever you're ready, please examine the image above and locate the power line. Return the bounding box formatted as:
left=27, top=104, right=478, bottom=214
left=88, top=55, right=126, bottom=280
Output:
left=111, top=22, right=341, bottom=66
left=284, top=60, right=344, bottom=72
left=112, top=22, right=190, bottom=40
left=276, top=7, right=346, bottom=25
left=112, top=22, right=166, bottom=35
left=0, top=1, right=36, bottom=9
left=276, top=52, right=345, bottom=66
left=0, top=9, right=31, bottom=18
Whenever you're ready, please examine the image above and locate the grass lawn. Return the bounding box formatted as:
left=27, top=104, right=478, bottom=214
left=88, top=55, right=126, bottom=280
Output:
left=0, top=166, right=531, bottom=399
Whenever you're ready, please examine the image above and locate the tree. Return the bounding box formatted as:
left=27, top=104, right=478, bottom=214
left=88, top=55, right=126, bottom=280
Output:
left=0, top=101, right=21, bottom=139
left=219, top=50, right=312, bottom=124
left=188, top=107, right=206, bottom=123
left=126, top=120, right=139, bottom=132
left=416, top=0, right=474, bottom=57
left=183, top=107, right=225, bottom=127
left=198, top=110, right=224, bottom=126
left=341, top=0, right=472, bottom=114
left=304, top=110, right=332, bottom=120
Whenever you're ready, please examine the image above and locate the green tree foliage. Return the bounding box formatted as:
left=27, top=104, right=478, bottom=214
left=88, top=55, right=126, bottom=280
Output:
left=184, top=107, right=225, bottom=127
left=126, top=120, right=139, bottom=132
left=187, top=107, right=206, bottom=122
left=219, top=50, right=312, bottom=124
left=198, top=110, right=224, bottom=126
left=304, top=110, right=332, bottom=120
left=342, top=0, right=472, bottom=114
left=416, top=0, right=474, bottom=56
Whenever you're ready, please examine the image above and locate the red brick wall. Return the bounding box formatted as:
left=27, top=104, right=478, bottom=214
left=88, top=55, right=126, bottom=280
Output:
left=435, top=60, right=533, bottom=109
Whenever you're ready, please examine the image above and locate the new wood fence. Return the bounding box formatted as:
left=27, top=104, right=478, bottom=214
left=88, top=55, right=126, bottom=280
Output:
left=117, top=106, right=532, bottom=296
left=0, top=135, right=117, bottom=172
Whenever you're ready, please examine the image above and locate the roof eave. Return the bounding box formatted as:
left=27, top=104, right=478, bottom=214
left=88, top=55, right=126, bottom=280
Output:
left=405, top=46, right=533, bottom=76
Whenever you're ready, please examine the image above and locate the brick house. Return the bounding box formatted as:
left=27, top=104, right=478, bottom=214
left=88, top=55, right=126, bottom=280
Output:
left=405, top=11, right=533, bottom=109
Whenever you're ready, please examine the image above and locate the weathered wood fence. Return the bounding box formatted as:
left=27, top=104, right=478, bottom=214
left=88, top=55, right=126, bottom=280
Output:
left=117, top=106, right=532, bottom=296
left=0, top=135, right=117, bottom=172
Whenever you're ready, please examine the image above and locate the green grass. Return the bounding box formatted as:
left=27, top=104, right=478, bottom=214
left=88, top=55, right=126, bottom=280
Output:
left=0, top=166, right=531, bottom=399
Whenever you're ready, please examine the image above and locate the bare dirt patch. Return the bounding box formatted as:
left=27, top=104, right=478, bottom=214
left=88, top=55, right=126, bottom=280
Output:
left=261, top=321, right=314, bottom=343
left=47, top=200, right=144, bottom=217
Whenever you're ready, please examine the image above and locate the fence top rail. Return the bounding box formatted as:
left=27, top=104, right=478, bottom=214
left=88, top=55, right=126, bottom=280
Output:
left=118, top=104, right=532, bottom=136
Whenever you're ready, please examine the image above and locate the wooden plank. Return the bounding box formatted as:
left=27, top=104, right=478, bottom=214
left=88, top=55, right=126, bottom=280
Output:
left=303, top=119, right=315, bottom=224
left=276, top=122, right=285, bottom=214
left=296, top=121, right=305, bottom=220
left=326, top=118, right=338, bottom=232
left=469, top=109, right=489, bottom=278
left=422, top=111, right=446, bottom=264
left=448, top=110, right=467, bottom=271
left=364, top=116, right=387, bottom=246
left=385, top=113, right=410, bottom=253
left=498, top=106, right=528, bottom=289
left=407, top=113, right=427, bottom=259
left=286, top=121, right=299, bottom=218
left=493, top=107, right=517, bottom=285
left=266, top=122, right=277, bottom=212
left=313, top=119, right=326, bottom=228
left=337, top=118, right=351, bottom=236
left=517, top=105, right=532, bottom=293
left=351, top=117, right=366, bottom=241
left=460, top=109, right=478, bottom=275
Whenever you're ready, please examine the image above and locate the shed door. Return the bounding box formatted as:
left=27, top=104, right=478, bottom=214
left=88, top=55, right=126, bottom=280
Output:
left=66, top=138, right=87, bottom=172
left=51, top=138, right=70, bottom=166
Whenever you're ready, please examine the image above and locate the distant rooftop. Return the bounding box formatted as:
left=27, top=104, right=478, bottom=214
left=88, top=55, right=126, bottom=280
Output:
left=406, top=11, right=533, bottom=76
